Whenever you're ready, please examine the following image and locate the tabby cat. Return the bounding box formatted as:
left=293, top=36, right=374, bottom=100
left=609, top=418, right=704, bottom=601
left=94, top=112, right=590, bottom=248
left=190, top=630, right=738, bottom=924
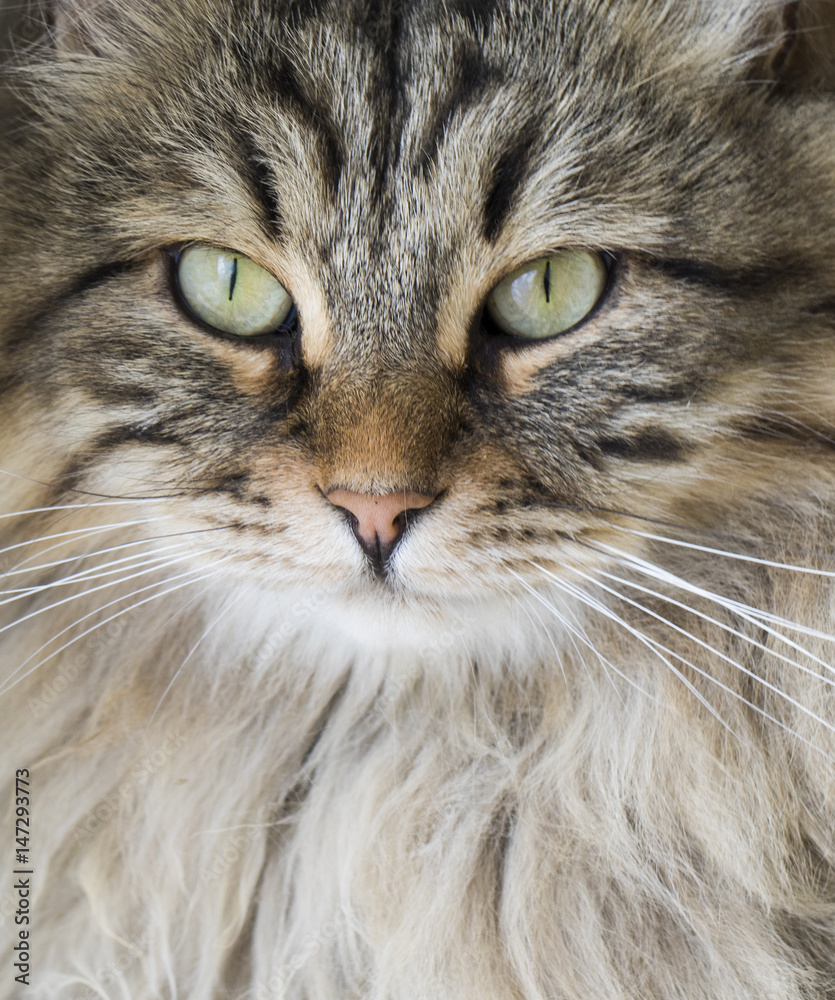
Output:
left=1, top=0, right=834, bottom=997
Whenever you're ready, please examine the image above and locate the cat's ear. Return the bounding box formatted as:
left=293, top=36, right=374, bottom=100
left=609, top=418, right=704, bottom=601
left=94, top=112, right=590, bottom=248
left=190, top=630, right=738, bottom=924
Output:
left=759, top=0, right=835, bottom=91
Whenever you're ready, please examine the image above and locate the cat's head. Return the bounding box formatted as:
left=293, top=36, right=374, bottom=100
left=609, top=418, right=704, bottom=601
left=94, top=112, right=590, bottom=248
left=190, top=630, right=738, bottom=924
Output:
left=1, top=0, right=833, bottom=649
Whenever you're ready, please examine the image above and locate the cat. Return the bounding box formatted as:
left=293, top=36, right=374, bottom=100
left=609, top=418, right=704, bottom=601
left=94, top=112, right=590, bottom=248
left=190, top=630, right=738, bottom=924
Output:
left=1, top=0, right=834, bottom=997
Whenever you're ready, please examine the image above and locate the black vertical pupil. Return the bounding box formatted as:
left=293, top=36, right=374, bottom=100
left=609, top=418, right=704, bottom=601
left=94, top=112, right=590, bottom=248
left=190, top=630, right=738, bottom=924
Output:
left=228, top=257, right=239, bottom=301
left=543, top=259, right=551, bottom=304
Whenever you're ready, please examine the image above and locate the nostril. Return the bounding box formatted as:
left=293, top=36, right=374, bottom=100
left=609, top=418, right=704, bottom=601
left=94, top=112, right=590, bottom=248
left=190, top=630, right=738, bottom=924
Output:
left=324, top=488, right=437, bottom=562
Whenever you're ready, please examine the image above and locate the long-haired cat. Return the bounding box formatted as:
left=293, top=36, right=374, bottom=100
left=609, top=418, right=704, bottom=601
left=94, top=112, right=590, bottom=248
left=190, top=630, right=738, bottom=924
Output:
left=1, top=0, right=834, bottom=997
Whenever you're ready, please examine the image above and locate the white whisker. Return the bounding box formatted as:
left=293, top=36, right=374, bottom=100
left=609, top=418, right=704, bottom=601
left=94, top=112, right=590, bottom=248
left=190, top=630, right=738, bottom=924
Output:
left=498, top=582, right=570, bottom=687
left=0, top=527, right=230, bottom=582
left=608, top=526, right=835, bottom=577
left=0, top=558, right=233, bottom=698
left=587, top=540, right=835, bottom=673
left=150, top=591, right=246, bottom=722
left=563, top=566, right=835, bottom=740
left=526, top=562, right=739, bottom=737
left=0, top=553, right=226, bottom=693
left=0, top=497, right=162, bottom=522
left=0, top=517, right=165, bottom=564
left=0, top=541, right=194, bottom=601
left=0, top=547, right=223, bottom=644
left=591, top=591, right=835, bottom=764
left=506, top=568, right=658, bottom=704
left=588, top=567, right=835, bottom=691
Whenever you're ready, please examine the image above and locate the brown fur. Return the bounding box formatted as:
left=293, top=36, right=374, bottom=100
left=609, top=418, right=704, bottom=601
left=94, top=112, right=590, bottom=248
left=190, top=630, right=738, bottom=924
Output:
left=0, top=0, right=834, bottom=997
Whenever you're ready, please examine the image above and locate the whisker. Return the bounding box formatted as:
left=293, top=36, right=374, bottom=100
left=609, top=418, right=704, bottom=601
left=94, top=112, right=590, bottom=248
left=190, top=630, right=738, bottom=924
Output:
left=0, top=547, right=224, bottom=644
left=0, top=466, right=199, bottom=502
left=729, top=605, right=835, bottom=643
left=623, top=616, right=834, bottom=762
left=529, top=499, right=773, bottom=548
left=571, top=576, right=835, bottom=764
left=582, top=540, right=835, bottom=673
left=522, top=549, right=835, bottom=761
left=0, top=498, right=164, bottom=522
left=526, top=562, right=739, bottom=737
left=0, top=553, right=226, bottom=692
left=556, top=594, right=636, bottom=704
left=497, top=582, right=570, bottom=688
left=606, top=526, right=835, bottom=577
left=531, top=499, right=835, bottom=565
left=512, top=576, right=621, bottom=701
left=557, top=565, right=835, bottom=739
left=0, top=541, right=195, bottom=601
left=587, top=567, right=835, bottom=690
left=0, top=558, right=233, bottom=698
left=506, top=568, right=658, bottom=704
left=149, top=591, right=247, bottom=722
left=1, top=523, right=233, bottom=582
left=0, top=527, right=233, bottom=582
left=0, top=517, right=165, bottom=564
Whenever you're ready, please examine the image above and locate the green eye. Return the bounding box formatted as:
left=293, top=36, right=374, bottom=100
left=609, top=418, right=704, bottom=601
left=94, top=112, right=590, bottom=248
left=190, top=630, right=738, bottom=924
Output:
left=485, top=250, right=608, bottom=340
left=175, top=245, right=294, bottom=336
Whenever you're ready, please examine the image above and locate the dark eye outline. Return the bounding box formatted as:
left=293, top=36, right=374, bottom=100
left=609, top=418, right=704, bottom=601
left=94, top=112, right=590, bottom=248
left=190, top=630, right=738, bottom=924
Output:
left=166, top=246, right=300, bottom=346
left=479, top=250, right=618, bottom=347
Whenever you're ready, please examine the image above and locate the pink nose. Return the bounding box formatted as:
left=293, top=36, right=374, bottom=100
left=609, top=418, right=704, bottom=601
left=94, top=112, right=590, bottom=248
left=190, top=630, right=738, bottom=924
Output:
left=326, top=488, right=436, bottom=567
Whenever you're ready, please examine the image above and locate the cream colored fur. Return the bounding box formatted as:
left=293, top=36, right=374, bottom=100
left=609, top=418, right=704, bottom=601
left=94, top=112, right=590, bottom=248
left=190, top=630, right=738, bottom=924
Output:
left=0, top=0, right=834, bottom=997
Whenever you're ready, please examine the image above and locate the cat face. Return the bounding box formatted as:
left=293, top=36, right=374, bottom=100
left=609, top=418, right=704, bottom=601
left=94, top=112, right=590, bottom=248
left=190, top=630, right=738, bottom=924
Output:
left=1, top=0, right=833, bottom=640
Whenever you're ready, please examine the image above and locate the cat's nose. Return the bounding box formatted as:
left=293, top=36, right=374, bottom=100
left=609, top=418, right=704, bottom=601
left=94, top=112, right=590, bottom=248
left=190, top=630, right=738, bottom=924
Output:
left=326, top=488, right=437, bottom=572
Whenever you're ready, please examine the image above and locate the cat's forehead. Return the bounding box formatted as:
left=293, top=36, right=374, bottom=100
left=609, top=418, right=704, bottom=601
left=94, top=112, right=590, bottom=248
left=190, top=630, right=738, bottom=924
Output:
left=34, top=0, right=773, bottom=363
left=192, top=0, right=743, bottom=350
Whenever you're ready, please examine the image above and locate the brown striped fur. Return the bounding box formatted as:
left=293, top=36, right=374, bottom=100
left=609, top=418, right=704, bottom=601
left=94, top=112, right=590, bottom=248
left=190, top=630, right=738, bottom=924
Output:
left=1, top=1, right=834, bottom=997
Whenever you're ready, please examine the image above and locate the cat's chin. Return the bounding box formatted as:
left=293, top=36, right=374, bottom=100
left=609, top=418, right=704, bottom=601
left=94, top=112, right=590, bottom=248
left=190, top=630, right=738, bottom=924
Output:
left=227, top=575, right=556, bottom=676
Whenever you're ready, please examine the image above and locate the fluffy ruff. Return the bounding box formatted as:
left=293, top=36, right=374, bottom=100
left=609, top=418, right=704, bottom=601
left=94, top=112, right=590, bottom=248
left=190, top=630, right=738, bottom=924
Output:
left=1, top=491, right=835, bottom=1000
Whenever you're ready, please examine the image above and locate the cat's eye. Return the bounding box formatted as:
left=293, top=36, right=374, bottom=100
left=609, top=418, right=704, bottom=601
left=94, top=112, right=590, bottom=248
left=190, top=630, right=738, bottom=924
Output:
left=175, top=245, right=294, bottom=336
left=485, top=250, right=608, bottom=340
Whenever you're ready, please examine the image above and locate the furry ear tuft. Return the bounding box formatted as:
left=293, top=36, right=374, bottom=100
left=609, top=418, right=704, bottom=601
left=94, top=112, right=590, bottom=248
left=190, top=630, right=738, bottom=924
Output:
left=761, top=0, right=835, bottom=90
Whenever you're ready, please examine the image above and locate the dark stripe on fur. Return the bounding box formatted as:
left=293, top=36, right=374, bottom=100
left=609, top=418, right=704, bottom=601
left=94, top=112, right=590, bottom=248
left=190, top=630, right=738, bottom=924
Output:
left=734, top=416, right=835, bottom=450
left=620, top=382, right=703, bottom=404
left=807, top=298, right=835, bottom=317
left=647, top=255, right=795, bottom=294
left=2, top=260, right=138, bottom=349
left=771, top=1, right=802, bottom=77
left=75, top=260, right=137, bottom=293
left=260, top=59, right=345, bottom=197
left=444, top=0, right=498, bottom=28
left=483, top=130, right=538, bottom=242
left=90, top=424, right=186, bottom=452
left=277, top=677, right=352, bottom=822
left=597, top=430, right=685, bottom=462
left=489, top=800, right=516, bottom=925
left=230, top=127, right=284, bottom=240
left=414, top=38, right=495, bottom=176
left=364, top=1, right=409, bottom=207
left=287, top=0, right=333, bottom=26
left=78, top=383, right=160, bottom=407
left=775, top=836, right=835, bottom=989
